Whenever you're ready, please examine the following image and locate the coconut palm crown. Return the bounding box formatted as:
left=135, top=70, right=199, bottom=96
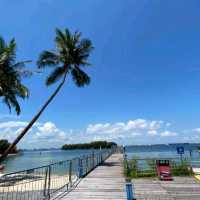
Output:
left=0, top=37, right=30, bottom=115
left=37, top=28, right=94, bottom=87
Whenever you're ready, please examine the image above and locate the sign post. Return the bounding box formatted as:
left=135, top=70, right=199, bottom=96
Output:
left=176, top=146, right=184, bottom=162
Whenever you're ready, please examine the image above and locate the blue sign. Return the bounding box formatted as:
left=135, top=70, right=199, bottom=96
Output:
left=177, top=146, right=184, bottom=154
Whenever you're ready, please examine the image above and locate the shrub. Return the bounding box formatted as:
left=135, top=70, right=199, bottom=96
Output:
left=172, top=161, right=193, bottom=176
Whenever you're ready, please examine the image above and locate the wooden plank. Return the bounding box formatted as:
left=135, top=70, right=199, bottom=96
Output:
left=132, top=176, right=200, bottom=200
left=55, top=153, right=126, bottom=200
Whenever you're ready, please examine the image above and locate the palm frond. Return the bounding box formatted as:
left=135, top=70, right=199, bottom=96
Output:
left=0, top=37, right=6, bottom=53
left=55, top=29, right=67, bottom=48
left=71, top=67, right=90, bottom=87
left=8, top=38, right=16, bottom=63
left=37, top=51, right=59, bottom=68
left=73, top=31, right=82, bottom=44
left=46, top=67, right=65, bottom=86
left=3, top=97, right=12, bottom=113
left=0, top=52, right=9, bottom=65
left=0, top=36, right=30, bottom=115
left=56, top=28, right=67, bottom=42
left=65, top=28, right=71, bottom=40
left=9, top=95, right=21, bottom=115
left=13, top=60, right=32, bottom=77
left=79, top=39, right=93, bottom=52
left=74, top=39, right=94, bottom=66
left=9, top=38, right=16, bottom=51
left=17, top=84, right=29, bottom=98
left=3, top=94, right=21, bottom=115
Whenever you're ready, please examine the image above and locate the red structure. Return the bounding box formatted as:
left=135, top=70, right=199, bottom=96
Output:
left=156, top=160, right=173, bottom=181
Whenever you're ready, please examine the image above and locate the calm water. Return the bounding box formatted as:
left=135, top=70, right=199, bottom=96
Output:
left=3, top=143, right=200, bottom=173
left=2, top=149, right=96, bottom=173
left=125, top=144, right=200, bottom=170
left=125, top=144, right=200, bottom=167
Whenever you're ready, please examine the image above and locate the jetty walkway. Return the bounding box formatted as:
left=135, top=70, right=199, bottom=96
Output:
left=56, top=153, right=126, bottom=200
left=133, top=176, right=200, bottom=200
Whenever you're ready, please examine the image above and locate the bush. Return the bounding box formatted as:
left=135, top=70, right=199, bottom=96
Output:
left=124, top=158, right=192, bottom=179
left=172, top=161, right=193, bottom=176
left=124, top=158, right=157, bottom=179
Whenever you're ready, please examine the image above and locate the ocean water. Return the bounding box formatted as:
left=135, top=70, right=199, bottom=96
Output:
left=125, top=144, right=200, bottom=168
left=2, top=143, right=200, bottom=174
left=125, top=144, right=200, bottom=158
left=2, top=149, right=96, bottom=173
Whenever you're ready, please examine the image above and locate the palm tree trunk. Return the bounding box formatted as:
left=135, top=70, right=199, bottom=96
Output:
left=0, top=73, right=67, bottom=162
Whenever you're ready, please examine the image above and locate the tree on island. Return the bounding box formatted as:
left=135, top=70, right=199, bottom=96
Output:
left=0, top=140, right=18, bottom=154
left=62, top=141, right=117, bottom=150
left=0, top=28, right=94, bottom=162
left=0, top=37, right=30, bottom=115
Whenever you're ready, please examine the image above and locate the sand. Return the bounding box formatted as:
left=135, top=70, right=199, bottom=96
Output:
left=0, top=174, right=78, bottom=193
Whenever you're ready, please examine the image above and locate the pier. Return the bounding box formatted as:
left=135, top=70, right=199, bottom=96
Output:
left=56, top=153, right=126, bottom=200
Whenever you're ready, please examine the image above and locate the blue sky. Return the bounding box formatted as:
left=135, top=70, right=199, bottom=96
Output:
left=1, top=0, right=200, bottom=148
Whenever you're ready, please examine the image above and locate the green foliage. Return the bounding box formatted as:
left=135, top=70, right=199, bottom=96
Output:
left=136, top=170, right=156, bottom=178
left=172, top=161, right=193, bottom=176
left=0, top=140, right=18, bottom=154
left=124, top=159, right=192, bottom=179
left=62, top=141, right=117, bottom=150
left=37, top=28, right=94, bottom=87
left=0, top=36, right=30, bottom=115
left=124, top=159, right=139, bottom=178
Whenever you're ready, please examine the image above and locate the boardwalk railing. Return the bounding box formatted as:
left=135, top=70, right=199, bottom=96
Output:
left=0, top=149, right=115, bottom=200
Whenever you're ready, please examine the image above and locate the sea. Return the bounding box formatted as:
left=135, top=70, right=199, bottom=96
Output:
left=125, top=143, right=200, bottom=159
left=2, top=149, right=96, bottom=173
left=2, top=143, right=200, bottom=173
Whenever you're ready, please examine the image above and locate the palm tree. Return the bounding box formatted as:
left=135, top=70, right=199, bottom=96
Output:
left=0, top=28, right=94, bottom=161
left=0, top=36, right=30, bottom=115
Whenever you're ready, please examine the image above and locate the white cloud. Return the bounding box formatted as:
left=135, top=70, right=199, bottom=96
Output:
left=160, top=130, right=177, bottom=137
left=86, top=119, right=164, bottom=135
left=37, top=122, right=57, bottom=133
left=148, top=130, right=157, bottom=136
left=0, top=118, right=191, bottom=148
left=0, top=121, right=28, bottom=129
left=192, top=128, right=200, bottom=133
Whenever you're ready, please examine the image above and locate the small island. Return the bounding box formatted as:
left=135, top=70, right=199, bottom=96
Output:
left=0, top=140, right=18, bottom=155
left=62, top=141, right=117, bottom=150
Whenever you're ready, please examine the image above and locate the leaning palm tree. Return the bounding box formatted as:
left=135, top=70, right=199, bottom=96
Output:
left=0, top=36, right=30, bottom=115
left=0, top=28, right=94, bottom=161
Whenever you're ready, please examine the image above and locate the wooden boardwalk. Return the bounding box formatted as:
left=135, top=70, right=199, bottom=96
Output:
left=133, top=176, right=200, bottom=200
left=56, top=153, right=126, bottom=200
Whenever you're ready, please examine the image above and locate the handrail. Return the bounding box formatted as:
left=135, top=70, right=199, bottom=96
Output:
left=0, top=147, right=116, bottom=200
